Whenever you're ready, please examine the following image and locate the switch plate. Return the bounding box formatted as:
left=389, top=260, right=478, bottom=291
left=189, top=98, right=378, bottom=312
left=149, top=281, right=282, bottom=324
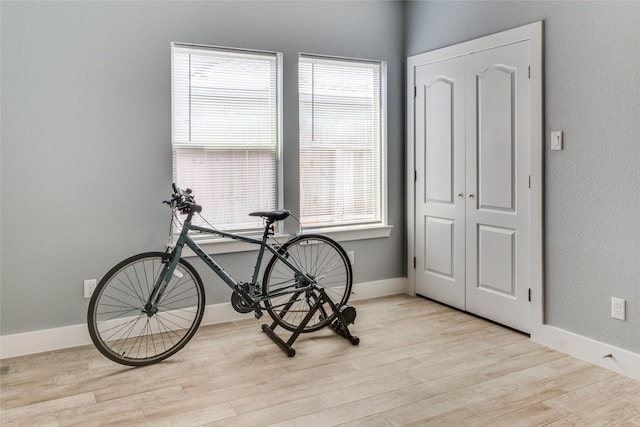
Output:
left=551, top=131, right=563, bottom=150
left=611, top=297, right=626, bottom=321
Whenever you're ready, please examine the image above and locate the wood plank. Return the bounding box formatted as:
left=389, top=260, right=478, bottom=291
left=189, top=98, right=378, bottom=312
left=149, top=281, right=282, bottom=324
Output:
left=1, top=295, right=638, bottom=427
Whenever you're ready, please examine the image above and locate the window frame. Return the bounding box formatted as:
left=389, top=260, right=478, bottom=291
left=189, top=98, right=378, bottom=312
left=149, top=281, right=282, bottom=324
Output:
left=170, top=45, right=392, bottom=255
left=298, top=53, right=391, bottom=239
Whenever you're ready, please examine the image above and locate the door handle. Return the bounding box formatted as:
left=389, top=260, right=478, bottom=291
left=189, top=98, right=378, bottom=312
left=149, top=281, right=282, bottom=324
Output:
left=468, top=194, right=475, bottom=198
left=457, top=193, right=464, bottom=198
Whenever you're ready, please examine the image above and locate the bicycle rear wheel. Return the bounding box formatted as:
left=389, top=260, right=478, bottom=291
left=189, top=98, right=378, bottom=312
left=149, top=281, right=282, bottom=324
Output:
left=262, top=235, right=352, bottom=333
left=87, top=252, right=205, bottom=366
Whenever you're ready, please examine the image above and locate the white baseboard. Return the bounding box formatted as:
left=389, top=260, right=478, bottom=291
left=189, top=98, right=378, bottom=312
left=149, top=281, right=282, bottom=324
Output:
left=349, top=277, right=409, bottom=301
left=0, top=278, right=408, bottom=360
left=531, top=324, right=640, bottom=381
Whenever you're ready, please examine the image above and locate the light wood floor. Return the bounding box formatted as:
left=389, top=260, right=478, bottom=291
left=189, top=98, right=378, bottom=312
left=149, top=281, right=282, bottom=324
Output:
left=2, top=294, right=639, bottom=426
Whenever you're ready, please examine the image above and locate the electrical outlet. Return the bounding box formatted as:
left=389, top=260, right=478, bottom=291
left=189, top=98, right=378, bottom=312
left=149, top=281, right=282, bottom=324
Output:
left=347, top=250, right=355, bottom=265
left=611, top=297, right=626, bottom=321
left=84, top=279, right=97, bottom=299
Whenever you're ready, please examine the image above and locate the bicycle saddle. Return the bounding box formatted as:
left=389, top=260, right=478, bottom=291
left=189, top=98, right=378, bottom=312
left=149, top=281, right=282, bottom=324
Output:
left=249, top=210, right=290, bottom=222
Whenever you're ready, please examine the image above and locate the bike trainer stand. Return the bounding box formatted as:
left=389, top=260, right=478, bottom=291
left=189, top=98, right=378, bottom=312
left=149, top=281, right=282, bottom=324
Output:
left=261, top=286, right=359, bottom=357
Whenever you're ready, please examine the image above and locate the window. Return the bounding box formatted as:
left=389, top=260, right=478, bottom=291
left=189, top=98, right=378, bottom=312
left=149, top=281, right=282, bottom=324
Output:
left=171, top=43, right=281, bottom=232
left=299, top=54, right=386, bottom=229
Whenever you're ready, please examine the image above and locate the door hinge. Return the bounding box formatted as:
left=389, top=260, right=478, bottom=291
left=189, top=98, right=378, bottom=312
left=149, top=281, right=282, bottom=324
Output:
left=414, top=86, right=417, bottom=97
left=414, top=170, right=417, bottom=182
left=529, top=174, right=531, bottom=189
left=528, top=65, right=531, bottom=79
left=528, top=288, right=531, bottom=302
left=413, top=257, right=416, bottom=269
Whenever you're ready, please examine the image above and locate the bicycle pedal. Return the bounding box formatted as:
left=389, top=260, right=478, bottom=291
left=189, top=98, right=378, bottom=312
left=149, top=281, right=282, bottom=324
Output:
left=254, top=309, right=263, bottom=319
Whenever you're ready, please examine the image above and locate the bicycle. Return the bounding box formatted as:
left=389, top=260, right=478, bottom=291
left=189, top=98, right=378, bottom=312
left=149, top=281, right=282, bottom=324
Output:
left=87, top=184, right=359, bottom=366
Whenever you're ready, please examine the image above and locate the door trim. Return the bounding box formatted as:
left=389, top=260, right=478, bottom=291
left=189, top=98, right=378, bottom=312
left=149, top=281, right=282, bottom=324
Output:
left=407, top=21, right=543, bottom=332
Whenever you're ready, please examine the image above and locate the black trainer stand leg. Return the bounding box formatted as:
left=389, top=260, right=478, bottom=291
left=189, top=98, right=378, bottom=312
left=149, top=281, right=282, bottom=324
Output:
left=323, top=290, right=360, bottom=346
left=261, top=286, right=359, bottom=357
left=261, top=293, right=320, bottom=357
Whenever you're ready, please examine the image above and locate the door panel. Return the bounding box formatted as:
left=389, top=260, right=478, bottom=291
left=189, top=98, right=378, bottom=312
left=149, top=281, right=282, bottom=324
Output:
left=425, top=78, right=454, bottom=204
left=478, top=225, right=516, bottom=296
left=466, top=41, right=531, bottom=332
left=415, top=57, right=466, bottom=310
left=477, top=65, right=516, bottom=211
left=425, top=217, right=454, bottom=278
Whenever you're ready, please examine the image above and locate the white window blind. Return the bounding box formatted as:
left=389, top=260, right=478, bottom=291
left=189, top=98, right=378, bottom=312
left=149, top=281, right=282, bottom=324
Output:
left=172, top=44, right=280, bottom=231
left=299, top=55, right=384, bottom=228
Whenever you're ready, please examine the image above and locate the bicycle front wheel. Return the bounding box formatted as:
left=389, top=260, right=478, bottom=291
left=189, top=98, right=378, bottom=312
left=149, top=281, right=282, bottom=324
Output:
left=87, top=252, right=205, bottom=366
left=262, top=235, right=352, bottom=333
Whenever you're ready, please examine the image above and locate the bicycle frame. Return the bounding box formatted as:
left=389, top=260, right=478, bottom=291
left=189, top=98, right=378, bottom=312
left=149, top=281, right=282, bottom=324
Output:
left=147, top=217, right=315, bottom=311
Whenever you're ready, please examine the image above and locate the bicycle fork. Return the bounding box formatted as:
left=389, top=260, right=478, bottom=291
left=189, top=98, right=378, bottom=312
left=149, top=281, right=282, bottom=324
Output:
left=143, top=249, right=183, bottom=317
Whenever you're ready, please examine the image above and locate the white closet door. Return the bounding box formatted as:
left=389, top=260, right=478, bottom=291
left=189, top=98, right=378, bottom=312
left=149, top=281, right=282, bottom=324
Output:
left=414, top=57, right=466, bottom=310
left=465, top=40, right=531, bottom=333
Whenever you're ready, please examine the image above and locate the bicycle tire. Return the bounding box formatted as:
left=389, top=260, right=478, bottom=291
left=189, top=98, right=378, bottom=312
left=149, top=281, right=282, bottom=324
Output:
left=262, top=235, right=352, bottom=333
left=87, top=252, right=205, bottom=366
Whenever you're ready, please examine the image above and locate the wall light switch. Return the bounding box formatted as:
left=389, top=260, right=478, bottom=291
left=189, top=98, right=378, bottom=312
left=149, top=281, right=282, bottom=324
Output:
left=551, top=131, right=563, bottom=151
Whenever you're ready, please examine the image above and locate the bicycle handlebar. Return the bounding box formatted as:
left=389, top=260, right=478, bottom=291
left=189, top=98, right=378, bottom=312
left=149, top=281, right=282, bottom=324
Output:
left=165, top=183, right=202, bottom=215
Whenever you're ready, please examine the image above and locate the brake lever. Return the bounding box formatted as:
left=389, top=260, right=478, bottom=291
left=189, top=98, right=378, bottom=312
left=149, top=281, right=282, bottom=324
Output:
left=163, top=194, right=181, bottom=207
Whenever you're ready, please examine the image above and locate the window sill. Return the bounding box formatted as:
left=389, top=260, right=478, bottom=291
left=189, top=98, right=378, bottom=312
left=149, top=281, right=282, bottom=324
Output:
left=179, top=224, right=393, bottom=256
left=301, top=224, right=393, bottom=242
left=180, top=234, right=291, bottom=257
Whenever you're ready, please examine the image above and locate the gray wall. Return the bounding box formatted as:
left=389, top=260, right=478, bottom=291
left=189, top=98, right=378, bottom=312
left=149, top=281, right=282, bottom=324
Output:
left=406, top=1, right=640, bottom=353
left=0, top=1, right=405, bottom=335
